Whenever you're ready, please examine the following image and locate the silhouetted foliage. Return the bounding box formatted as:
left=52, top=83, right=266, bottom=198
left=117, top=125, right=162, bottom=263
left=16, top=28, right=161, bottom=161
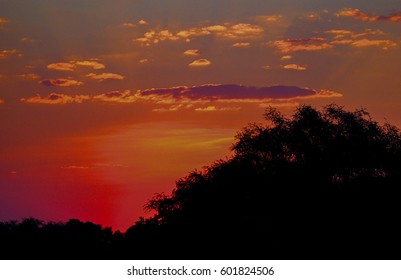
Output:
left=126, top=104, right=401, bottom=259
left=2, top=104, right=401, bottom=259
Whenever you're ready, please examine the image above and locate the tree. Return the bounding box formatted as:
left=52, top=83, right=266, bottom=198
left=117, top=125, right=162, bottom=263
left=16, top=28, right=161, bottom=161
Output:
left=130, top=104, right=401, bottom=259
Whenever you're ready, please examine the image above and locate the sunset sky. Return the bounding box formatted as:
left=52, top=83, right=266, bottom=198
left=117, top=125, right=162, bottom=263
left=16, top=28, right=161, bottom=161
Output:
left=1, top=0, right=401, bottom=230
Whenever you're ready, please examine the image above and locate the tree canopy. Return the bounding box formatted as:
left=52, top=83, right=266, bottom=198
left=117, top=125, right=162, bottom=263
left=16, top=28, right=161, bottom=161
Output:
left=126, top=104, right=401, bottom=259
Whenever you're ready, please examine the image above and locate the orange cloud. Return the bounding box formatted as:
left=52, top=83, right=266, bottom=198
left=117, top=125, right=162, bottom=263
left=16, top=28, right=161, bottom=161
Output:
left=255, top=15, right=283, bottom=23
left=351, top=39, right=397, bottom=49
left=47, top=62, right=75, bottom=71
left=0, top=49, right=19, bottom=59
left=232, top=42, right=251, bottom=47
left=20, top=93, right=90, bottom=104
left=183, top=49, right=201, bottom=56
left=74, top=60, right=105, bottom=70
left=139, top=59, right=149, bottom=64
left=337, top=8, right=401, bottom=23
left=0, top=98, right=4, bottom=104
left=223, top=23, right=264, bottom=39
left=18, top=73, right=40, bottom=79
left=189, top=59, right=211, bottom=67
left=122, top=23, right=136, bottom=28
left=39, top=78, right=83, bottom=87
left=280, top=55, right=292, bottom=60
left=283, top=64, right=307, bottom=71
left=47, top=60, right=105, bottom=71
left=139, top=20, right=149, bottom=25
left=136, top=22, right=264, bottom=45
left=86, top=73, right=125, bottom=82
left=194, top=106, right=241, bottom=112
left=269, top=38, right=332, bottom=53
left=93, top=91, right=137, bottom=103
left=0, top=17, right=8, bottom=29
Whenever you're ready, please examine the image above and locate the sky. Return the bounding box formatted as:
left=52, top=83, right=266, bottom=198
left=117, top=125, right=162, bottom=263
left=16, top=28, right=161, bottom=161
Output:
left=1, top=0, right=401, bottom=230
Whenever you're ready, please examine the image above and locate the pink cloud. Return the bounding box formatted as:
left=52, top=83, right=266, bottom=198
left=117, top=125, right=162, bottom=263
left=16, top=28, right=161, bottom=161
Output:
left=39, top=78, right=83, bottom=87
left=20, top=93, right=90, bottom=104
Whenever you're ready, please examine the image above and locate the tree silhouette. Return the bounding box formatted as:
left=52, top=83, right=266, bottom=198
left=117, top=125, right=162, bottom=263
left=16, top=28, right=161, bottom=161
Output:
left=126, top=104, right=401, bottom=259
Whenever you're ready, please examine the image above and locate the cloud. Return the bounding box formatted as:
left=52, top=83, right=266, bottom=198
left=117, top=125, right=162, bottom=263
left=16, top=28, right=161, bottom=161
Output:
left=139, top=19, right=149, bottom=25
left=122, top=23, right=136, bottom=28
left=283, top=64, right=307, bottom=71
left=189, top=59, right=211, bottom=67
left=19, top=84, right=342, bottom=109
left=255, top=15, right=283, bottom=23
left=20, top=93, right=90, bottom=104
left=47, top=60, right=105, bottom=71
left=0, top=49, right=20, bottom=59
left=93, top=91, right=137, bottom=103
left=194, top=106, right=241, bottom=112
left=222, top=23, right=264, bottom=39
left=86, top=73, right=125, bottom=82
left=261, top=65, right=271, bottom=70
left=337, top=8, right=401, bottom=23
left=183, top=49, right=201, bottom=56
left=0, top=98, right=4, bottom=104
left=39, top=78, right=83, bottom=87
left=0, top=17, right=9, bottom=29
left=18, top=73, right=40, bottom=79
left=306, top=12, right=320, bottom=21
left=139, top=58, right=149, bottom=64
left=47, top=62, right=75, bottom=71
left=232, top=42, right=251, bottom=47
left=74, top=60, right=105, bottom=70
left=351, top=39, right=397, bottom=49
left=280, top=55, right=292, bottom=60
left=139, top=84, right=342, bottom=103
left=136, top=22, right=264, bottom=45
left=268, top=38, right=332, bottom=53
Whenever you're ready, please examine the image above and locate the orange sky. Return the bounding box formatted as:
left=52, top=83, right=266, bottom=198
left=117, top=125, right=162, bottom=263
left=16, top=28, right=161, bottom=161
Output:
left=1, top=0, right=401, bottom=230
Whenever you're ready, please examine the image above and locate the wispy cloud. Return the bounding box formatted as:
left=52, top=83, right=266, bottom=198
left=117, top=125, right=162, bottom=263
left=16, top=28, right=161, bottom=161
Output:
left=337, top=8, right=401, bottom=23
left=136, top=22, right=264, bottom=45
left=39, top=78, right=83, bottom=87
left=189, top=59, right=211, bottom=67
left=268, top=38, right=332, bottom=53
left=0, top=17, right=9, bottom=29
left=232, top=42, right=251, bottom=47
left=18, top=73, right=40, bottom=79
left=183, top=49, right=201, bottom=56
left=0, top=49, right=21, bottom=59
left=47, top=60, right=105, bottom=71
left=351, top=39, right=397, bottom=49
left=86, top=73, right=125, bottom=82
left=138, top=19, right=149, bottom=25
left=93, top=91, right=137, bottom=103
left=20, top=84, right=342, bottom=108
left=20, top=93, right=90, bottom=104
left=283, top=64, right=307, bottom=71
